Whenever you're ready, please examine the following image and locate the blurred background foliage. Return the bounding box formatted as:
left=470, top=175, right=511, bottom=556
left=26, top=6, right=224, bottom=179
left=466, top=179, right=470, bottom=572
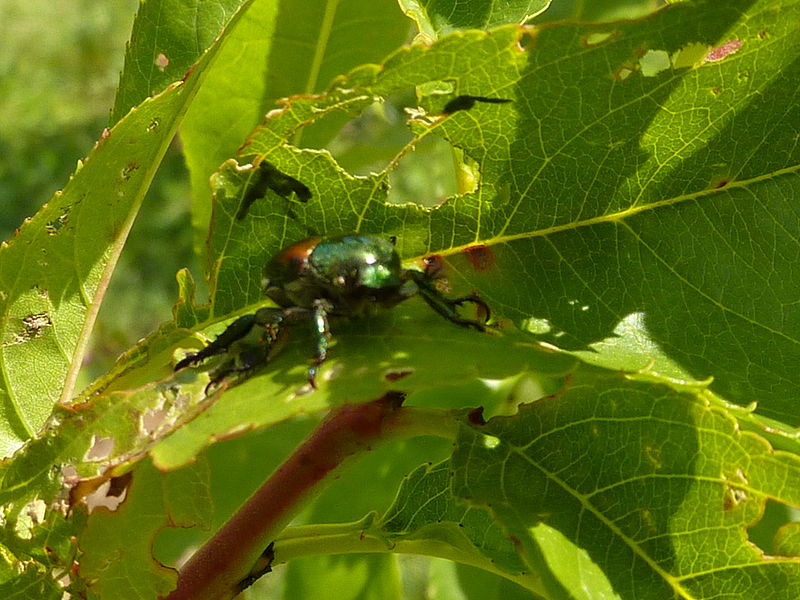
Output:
left=0, top=0, right=195, bottom=383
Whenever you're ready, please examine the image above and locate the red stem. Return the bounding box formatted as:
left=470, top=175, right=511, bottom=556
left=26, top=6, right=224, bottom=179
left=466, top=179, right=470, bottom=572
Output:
left=164, top=391, right=408, bottom=600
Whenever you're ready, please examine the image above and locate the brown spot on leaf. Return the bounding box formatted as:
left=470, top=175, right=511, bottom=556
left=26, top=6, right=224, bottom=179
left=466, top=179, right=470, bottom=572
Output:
left=508, top=534, right=523, bottom=553
left=723, top=494, right=734, bottom=511
left=182, top=63, right=197, bottom=82
left=463, top=244, right=494, bottom=271
left=120, top=162, right=140, bottom=181
left=422, top=254, right=445, bottom=278
left=467, top=407, right=486, bottom=425
left=710, top=176, right=731, bottom=189
left=613, top=64, right=636, bottom=81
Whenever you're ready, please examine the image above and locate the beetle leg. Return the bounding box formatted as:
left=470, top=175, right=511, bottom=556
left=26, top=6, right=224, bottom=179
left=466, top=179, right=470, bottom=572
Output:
left=200, top=307, right=293, bottom=391
left=307, top=299, right=332, bottom=388
left=406, top=270, right=489, bottom=331
left=204, top=344, right=271, bottom=394
left=449, top=295, right=491, bottom=324
left=176, top=307, right=281, bottom=378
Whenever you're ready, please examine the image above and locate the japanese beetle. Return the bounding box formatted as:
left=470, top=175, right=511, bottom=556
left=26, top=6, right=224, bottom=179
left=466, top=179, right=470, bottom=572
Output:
left=175, top=234, right=490, bottom=388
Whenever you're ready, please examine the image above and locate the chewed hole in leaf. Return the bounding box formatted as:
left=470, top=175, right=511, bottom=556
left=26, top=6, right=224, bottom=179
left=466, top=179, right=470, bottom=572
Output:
left=324, top=89, right=458, bottom=206
left=20, top=312, right=52, bottom=340
left=142, top=405, right=170, bottom=435
left=747, top=499, right=800, bottom=556
left=46, top=208, right=70, bottom=234
left=155, top=52, right=169, bottom=71
left=613, top=63, right=636, bottom=81
left=15, top=499, right=47, bottom=539
left=120, top=162, right=140, bottom=182
left=85, top=435, right=115, bottom=461
left=387, top=135, right=458, bottom=206
left=582, top=31, right=619, bottom=47
left=322, top=93, right=418, bottom=175
left=84, top=473, right=132, bottom=514
left=672, top=42, right=709, bottom=69
left=516, top=30, right=535, bottom=52
left=639, top=49, right=671, bottom=77
left=482, top=434, right=501, bottom=449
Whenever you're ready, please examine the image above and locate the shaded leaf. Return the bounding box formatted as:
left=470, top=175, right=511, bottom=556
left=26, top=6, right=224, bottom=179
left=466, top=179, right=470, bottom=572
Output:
left=379, top=460, right=532, bottom=586
left=78, top=459, right=212, bottom=599
left=452, top=369, right=800, bottom=598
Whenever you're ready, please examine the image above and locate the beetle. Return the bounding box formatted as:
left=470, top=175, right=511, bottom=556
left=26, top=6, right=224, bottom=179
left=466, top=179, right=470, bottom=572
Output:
left=175, top=234, right=490, bottom=388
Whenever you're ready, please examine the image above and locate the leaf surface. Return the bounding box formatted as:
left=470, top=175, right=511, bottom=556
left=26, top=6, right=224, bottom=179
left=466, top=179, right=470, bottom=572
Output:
left=399, top=0, right=550, bottom=37
left=451, top=369, right=800, bottom=598
left=215, top=0, right=800, bottom=423
left=112, top=0, right=245, bottom=123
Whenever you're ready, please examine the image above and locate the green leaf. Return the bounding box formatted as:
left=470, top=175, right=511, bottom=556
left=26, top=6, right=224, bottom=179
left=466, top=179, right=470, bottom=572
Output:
left=0, top=92, right=181, bottom=457
left=0, top=370, right=217, bottom=589
left=225, top=0, right=800, bottom=423
left=78, top=459, right=212, bottom=599
left=135, top=0, right=800, bottom=471
left=378, top=460, right=532, bottom=586
left=180, top=0, right=412, bottom=257
left=111, top=0, right=245, bottom=123
left=5, top=0, right=799, bottom=596
left=157, top=300, right=572, bottom=470
left=452, top=369, right=800, bottom=598
left=399, top=0, right=550, bottom=37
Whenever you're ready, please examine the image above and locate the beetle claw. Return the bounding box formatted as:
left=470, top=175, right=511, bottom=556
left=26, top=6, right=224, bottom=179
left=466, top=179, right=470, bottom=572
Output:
left=450, top=295, right=491, bottom=324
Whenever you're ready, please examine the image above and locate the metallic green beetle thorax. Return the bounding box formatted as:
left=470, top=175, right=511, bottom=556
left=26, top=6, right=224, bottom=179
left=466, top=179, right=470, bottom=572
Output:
left=309, top=235, right=403, bottom=291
